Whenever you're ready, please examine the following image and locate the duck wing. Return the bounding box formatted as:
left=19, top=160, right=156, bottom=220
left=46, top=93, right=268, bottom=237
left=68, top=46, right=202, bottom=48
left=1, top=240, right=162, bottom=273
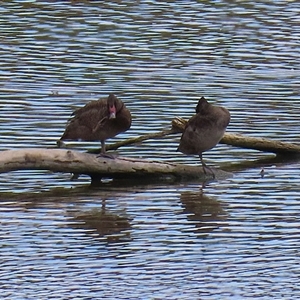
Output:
left=70, top=99, right=109, bottom=131
left=60, top=99, right=109, bottom=141
left=179, top=115, right=224, bottom=154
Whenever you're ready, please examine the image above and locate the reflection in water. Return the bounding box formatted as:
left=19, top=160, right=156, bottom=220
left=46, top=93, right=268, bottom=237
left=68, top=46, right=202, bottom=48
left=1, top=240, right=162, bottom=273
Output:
left=69, top=200, right=131, bottom=242
left=180, top=190, right=227, bottom=235
left=1, top=1, right=300, bottom=299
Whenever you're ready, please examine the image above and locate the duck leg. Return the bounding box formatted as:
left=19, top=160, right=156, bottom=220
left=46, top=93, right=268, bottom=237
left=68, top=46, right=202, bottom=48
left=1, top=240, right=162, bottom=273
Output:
left=97, top=140, right=115, bottom=159
left=199, top=154, right=215, bottom=179
left=101, top=140, right=106, bottom=154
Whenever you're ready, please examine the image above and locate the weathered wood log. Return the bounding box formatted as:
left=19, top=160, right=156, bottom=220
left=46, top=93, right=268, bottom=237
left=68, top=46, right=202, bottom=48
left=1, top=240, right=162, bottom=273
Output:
left=87, top=117, right=300, bottom=156
left=0, top=148, right=229, bottom=183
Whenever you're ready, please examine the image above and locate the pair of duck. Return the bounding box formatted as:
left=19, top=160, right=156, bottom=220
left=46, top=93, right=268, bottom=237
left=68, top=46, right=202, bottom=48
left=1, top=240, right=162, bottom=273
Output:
left=58, top=94, right=230, bottom=177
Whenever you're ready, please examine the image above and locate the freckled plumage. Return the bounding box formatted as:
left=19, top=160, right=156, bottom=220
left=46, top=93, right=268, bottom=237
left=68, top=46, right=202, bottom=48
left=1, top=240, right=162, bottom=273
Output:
left=178, top=96, right=230, bottom=178
left=59, top=93, right=131, bottom=153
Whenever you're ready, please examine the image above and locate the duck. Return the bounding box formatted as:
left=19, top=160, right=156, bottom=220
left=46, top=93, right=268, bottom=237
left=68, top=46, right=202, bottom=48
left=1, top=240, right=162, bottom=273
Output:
left=178, top=96, right=230, bottom=178
left=58, top=93, right=132, bottom=154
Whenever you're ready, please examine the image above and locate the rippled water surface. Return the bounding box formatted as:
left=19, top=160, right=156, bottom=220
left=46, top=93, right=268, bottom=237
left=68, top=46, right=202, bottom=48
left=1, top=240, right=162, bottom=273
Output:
left=1, top=1, right=300, bottom=299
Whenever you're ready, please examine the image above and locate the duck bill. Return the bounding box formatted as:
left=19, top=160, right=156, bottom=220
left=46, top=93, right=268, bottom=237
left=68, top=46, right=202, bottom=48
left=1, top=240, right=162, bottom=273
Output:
left=109, top=112, right=116, bottom=119
left=109, top=105, right=116, bottom=119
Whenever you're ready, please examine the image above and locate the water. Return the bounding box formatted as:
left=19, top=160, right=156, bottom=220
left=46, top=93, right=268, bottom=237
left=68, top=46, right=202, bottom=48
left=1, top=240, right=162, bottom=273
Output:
left=0, top=1, right=300, bottom=299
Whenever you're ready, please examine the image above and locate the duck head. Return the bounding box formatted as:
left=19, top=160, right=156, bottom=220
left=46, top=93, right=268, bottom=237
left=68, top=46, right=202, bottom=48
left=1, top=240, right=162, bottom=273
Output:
left=107, top=94, right=117, bottom=119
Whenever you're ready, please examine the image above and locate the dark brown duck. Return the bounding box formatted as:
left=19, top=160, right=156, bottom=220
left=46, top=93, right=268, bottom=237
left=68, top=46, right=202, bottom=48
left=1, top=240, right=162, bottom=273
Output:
left=58, top=93, right=131, bottom=154
left=178, top=96, right=230, bottom=178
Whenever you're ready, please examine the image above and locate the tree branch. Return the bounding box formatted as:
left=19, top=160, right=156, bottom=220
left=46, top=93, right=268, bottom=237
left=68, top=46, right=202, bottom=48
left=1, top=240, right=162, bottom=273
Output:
left=88, top=117, right=300, bottom=156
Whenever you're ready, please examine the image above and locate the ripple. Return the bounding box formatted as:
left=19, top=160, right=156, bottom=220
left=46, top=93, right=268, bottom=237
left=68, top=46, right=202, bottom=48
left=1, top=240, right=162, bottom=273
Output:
left=0, top=1, right=300, bottom=299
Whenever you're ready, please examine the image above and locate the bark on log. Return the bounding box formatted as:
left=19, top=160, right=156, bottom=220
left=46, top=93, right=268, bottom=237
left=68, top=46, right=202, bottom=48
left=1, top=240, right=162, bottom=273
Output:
left=0, top=148, right=229, bottom=183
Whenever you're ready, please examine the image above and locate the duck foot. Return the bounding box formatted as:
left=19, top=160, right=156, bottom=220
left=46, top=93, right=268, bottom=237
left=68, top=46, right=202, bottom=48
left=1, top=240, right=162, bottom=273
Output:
left=202, top=165, right=216, bottom=180
left=96, top=153, right=116, bottom=159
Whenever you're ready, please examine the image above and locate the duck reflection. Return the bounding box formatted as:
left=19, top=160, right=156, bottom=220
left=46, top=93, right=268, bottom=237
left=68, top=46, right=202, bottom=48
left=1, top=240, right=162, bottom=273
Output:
left=70, top=201, right=131, bottom=242
left=180, top=190, right=227, bottom=235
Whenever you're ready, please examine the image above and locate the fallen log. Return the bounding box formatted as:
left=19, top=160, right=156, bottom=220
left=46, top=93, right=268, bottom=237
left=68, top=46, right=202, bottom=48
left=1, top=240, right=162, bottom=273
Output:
left=0, top=148, right=229, bottom=184
left=1, top=116, right=299, bottom=185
